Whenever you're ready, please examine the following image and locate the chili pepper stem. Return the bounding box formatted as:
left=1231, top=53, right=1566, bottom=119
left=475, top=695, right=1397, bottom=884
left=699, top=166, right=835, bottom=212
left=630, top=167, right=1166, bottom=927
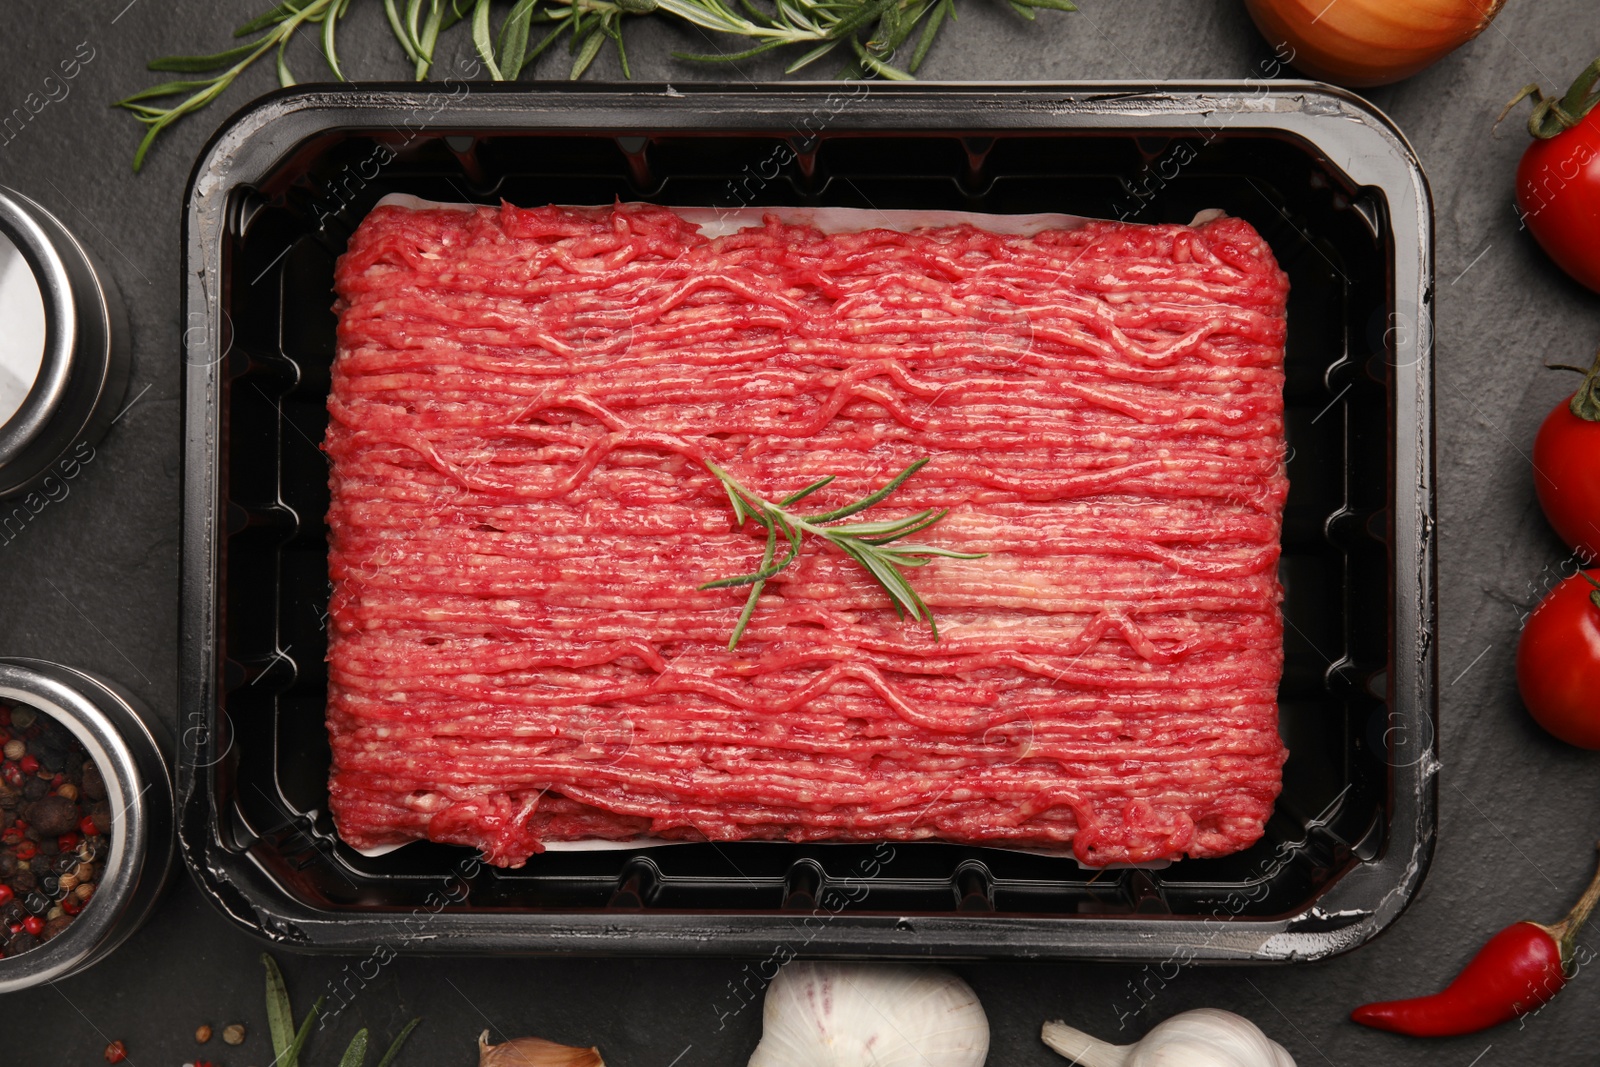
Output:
left=1536, top=840, right=1600, bottom=969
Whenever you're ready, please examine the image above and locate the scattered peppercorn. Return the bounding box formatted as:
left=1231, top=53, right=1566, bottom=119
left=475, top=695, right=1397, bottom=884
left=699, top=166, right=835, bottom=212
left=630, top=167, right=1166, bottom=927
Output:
left=223, top=1023, right=247, bottom=1045
left=0, top=702, right=108, bottom=957
left=196, top=1024, right=213, bottom=1043
left=103, top=1039, right=127, bottom=1063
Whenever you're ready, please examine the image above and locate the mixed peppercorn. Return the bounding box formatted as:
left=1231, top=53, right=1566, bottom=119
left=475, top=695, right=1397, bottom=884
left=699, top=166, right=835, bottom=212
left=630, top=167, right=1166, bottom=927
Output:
left=0, top=701, right=110, bottom=959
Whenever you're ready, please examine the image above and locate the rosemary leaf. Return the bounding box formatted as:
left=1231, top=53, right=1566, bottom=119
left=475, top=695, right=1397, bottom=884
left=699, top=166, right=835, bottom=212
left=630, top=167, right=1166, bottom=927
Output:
left=385, top=0, right=424, bottom=61
left=116, top=78, right=227, bottom=104
left=148, top=42, right=263, bottom=72
left=277, top=34, right=297, bottom=86
left=263, top=953, right=296, bottom=1063
left=375, top=1019, right=424, bottom=1067
left=323, top=0, right=349, bottom=79
left=728, top=519, right=779, bottom=650
left=338, top=1029, right=370, bottom=1067
left=235, top=0, right=310, bottom=37
left=288, top=998, right=324, bottom=1067
left=908, top=0, right=951, bottom=72
left=415, top=0, right=447, bottom=78
left=779, top=475, right=835, bottom=507
left=784, top=38, right=840, bottom=73
left=569, top=21, right=604, bottom=75
left=472, top=0, right=505, bottom=78
left=674, top=37, right=791, bottom=63
left=498, top=0, right=539, bottom=76
left=806, top=457, right=930, bottom=523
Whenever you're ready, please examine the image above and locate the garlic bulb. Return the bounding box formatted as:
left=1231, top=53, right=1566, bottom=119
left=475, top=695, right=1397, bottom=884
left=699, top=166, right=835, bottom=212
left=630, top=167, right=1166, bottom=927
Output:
left=1042, top=1009, right=1295, bottom=1067
left=479, top=1031, right=605, bottom=1067
left=749, top=962, right=989, bottom=1067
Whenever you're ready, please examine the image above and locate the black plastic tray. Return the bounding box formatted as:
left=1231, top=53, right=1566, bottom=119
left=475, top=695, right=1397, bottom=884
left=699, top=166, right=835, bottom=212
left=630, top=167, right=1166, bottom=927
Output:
left=178, top=82, right=1436, bottom=960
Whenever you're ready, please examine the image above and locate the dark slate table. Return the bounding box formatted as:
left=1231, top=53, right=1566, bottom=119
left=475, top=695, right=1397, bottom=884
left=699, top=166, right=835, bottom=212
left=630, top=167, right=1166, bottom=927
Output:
left=4, top=2, right=1598, bottom=1064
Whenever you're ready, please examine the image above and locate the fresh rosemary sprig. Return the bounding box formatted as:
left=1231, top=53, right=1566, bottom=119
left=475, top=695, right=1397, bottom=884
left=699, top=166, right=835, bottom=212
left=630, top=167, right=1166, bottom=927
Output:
left=262, top=953, right=420, bottom=1067
left=701, top=457, right=984, bottom=650
left=116, top=0, right=1077, bottom=170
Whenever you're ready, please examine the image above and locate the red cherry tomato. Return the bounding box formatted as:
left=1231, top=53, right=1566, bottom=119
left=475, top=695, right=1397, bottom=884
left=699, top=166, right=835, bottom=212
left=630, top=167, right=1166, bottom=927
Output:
left=1515, top=74, right=1600, bottom=292
left=1517, top=570, right=1600, bottom=748
left=1535, top=393, right=1600, bottom=561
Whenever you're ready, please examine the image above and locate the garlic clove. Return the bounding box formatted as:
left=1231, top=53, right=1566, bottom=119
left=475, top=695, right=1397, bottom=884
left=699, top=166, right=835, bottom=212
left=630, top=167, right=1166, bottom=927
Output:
left=479, top=1030, right=605, bottom=1067
left=1043, top=1009, right=1295, bottom=1067
left=749, top=962, right=989, bottom=1067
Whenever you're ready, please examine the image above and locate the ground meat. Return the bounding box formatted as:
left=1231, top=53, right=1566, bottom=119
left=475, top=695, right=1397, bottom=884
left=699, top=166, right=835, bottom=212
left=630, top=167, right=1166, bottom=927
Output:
left=325, top=201, right=1290, bottom=868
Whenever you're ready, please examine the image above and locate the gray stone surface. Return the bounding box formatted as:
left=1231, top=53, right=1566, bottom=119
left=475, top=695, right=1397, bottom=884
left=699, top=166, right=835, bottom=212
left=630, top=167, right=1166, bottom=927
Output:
left=2, top=1, right=1598, bottom=1064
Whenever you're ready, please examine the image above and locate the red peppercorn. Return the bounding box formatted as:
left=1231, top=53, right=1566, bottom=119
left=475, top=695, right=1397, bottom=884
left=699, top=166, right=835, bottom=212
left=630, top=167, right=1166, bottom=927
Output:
left=0, top=730, right=9, bottom=745
left=57, top=832, right=79, bottom=851
left=22, top=915, right=43, bottom=936
left=103, top=1040, right=127, bottom=1064
left=0, top=827, right=20, bottom=846
left=0, top=885, right=11, bottom=906
left=61, top=897, right=81, bottom=915
left=18, top=755, right=39, bottom=775
left=0, top=708, right=10, bottom=726
left=7, top=923, right=20, bottom=935
left=1, top=763, right=21, bottom=788
left=14, top=840, right=37, bottom=861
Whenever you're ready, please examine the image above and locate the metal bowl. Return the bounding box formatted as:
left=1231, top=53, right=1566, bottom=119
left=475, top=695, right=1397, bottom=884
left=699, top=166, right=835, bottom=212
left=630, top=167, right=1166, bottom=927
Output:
left=0, top=186, right=129, bottom=499
left=0, top=659, right=172, bottom=992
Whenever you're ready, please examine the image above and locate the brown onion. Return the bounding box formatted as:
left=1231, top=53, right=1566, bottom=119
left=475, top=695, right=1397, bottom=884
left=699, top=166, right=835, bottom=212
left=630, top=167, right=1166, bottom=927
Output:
left=1245, top=0, right=1506, bottom=87
left=478, top=1031, right=605, bottom=1067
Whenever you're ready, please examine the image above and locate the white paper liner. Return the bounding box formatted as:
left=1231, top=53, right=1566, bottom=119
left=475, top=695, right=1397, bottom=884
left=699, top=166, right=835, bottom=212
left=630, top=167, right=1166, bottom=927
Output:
left=345, top=194, right=1206, bottom=871
left=374, top=192, right=1106, bottom=239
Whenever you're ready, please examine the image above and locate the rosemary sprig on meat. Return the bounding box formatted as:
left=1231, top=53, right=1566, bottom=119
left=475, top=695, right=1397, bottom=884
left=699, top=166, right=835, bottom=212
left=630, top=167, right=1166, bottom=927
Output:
left=701, top=458, right=984, bottom=650
left=116, top=0, right=1077, bottom=171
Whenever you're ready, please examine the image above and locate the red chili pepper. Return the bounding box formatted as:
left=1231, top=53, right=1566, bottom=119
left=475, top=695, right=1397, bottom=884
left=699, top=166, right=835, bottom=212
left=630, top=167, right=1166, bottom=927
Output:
left=1353, top=842, right=1600, bottom=1036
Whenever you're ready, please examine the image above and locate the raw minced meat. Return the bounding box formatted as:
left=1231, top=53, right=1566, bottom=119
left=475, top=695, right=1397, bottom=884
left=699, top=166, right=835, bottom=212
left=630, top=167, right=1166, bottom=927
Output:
left=324, top=201, right=1290, bottom=867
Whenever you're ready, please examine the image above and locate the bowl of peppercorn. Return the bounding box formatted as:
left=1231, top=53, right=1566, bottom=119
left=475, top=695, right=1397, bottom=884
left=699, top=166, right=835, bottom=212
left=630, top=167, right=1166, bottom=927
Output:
left=0, top=658, right=172, bottom=991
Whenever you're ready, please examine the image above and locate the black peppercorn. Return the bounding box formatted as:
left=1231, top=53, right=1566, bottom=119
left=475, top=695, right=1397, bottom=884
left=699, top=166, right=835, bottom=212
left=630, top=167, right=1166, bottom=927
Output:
left=23, top=795, right=77, bottom=837
left=80, top=761, right=105, bottom=801
left=21, top=777, right=47, bottom=800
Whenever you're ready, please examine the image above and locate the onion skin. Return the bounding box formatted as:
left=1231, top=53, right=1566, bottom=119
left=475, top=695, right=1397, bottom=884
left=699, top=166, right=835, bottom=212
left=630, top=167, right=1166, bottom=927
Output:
left=1244, top=0, right=1506, bottom=87
left=479, top=1032, right=605, bottom=1067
